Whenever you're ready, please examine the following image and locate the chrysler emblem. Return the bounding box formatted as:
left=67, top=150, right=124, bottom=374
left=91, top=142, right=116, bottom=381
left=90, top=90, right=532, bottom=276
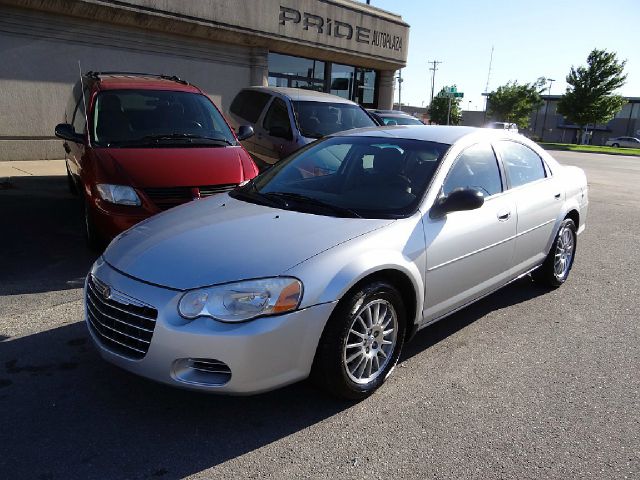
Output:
left=102, top=286, right=112, bottom=300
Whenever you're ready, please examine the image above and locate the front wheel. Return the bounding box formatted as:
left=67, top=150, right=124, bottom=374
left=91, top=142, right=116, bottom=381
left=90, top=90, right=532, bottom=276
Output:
left=312, top=281, right=406, bottom=400
left=611, top=143, right=620, bottom=148
left=533, top=218, right=577, bottom=287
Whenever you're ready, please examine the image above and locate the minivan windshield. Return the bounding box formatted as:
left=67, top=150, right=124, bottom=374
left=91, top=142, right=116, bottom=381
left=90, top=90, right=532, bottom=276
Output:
left=230, top=136, right=449, bottom=219
left=92, top=90, right=237, bottom=147
left=292, top=101, right=376, bottom=139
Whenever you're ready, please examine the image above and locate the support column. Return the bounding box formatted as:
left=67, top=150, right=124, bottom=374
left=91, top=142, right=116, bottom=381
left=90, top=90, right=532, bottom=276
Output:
left=249, top=47, right=269, bottom=86
left=377, top=69, right=396, bottom=110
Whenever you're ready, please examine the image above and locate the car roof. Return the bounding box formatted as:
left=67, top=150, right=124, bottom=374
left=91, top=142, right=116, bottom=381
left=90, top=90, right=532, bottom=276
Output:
left=242, top=86, right=359, bottom=104
left=330, top=125, right=485, bottom=144
left=90, top=74, right=201, bottom=93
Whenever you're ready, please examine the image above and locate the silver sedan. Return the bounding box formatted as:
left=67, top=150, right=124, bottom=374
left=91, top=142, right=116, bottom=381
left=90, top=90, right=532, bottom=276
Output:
left=85, top=126, right=588, bottom=399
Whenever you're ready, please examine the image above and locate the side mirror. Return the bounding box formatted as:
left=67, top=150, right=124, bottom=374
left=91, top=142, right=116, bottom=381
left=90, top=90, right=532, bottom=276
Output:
left=237, top=125, right=254, bottom=141
left=268, top=125, right=292, bottom=140
left=430, top=188, right=485, bottom=219
left=55, top=123, right=84, bottom=144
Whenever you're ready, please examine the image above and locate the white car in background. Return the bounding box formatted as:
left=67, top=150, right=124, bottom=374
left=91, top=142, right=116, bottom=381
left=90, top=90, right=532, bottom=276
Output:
left=486, top=122, right=518, bottom=133
left=605, top=136, right=640, bottom=148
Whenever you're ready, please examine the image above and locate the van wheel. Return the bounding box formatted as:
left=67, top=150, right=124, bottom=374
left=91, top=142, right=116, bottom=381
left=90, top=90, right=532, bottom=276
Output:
left=312, top=281, right=406, bottom=400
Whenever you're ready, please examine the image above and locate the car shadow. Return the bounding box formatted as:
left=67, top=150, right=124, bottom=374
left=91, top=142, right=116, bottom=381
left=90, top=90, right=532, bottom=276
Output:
left=0, top=175, right=97, bottom=295
left=402, top=276, right=553, bottom=361
left=0, top=277, right=553, bottom=479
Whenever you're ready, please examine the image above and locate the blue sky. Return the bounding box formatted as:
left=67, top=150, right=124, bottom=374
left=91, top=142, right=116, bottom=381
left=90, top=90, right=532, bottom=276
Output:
left=366, top=0, right=639, bottom=110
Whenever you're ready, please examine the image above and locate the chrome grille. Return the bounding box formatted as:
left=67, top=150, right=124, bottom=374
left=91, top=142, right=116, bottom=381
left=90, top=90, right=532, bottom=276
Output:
left=143, top=184, right=236, bottom=210
left=86, top=275, right=157, bottom=360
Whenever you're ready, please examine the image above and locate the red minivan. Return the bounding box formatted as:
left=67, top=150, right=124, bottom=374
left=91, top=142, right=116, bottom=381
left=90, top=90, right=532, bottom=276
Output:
left=55, top=72, right=258, bottom=248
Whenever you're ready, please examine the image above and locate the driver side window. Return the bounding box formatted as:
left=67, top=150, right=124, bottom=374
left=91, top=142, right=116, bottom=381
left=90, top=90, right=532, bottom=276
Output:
left=263, top=98, right=292, bottom=139
left=442, top=143, right=502, bottom=197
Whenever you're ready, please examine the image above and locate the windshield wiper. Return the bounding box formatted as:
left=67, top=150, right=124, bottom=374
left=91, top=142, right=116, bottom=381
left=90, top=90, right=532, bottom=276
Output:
left=263, top=192, right=361, bottom=218
left=231, top=182, right=287, bottom=209
left=140, top=133, right=234, bottom=145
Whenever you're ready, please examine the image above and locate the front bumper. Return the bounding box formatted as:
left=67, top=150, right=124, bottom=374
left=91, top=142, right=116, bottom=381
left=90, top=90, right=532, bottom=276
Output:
left=85, top=258, right=336, bottom=394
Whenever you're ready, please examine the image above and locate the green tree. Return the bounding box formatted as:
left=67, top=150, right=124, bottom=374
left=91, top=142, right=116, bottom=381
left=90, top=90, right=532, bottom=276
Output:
left=428, top=86, right=461, bottom=125
left=557, top=49, right=627, bottom=141
left=486, top=79, right=545, bottom=129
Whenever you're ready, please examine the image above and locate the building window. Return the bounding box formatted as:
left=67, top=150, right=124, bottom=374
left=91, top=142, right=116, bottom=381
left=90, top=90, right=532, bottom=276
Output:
left=268, top=52, right=377, bottom=108
left=268, top=52, right=324, bottom=91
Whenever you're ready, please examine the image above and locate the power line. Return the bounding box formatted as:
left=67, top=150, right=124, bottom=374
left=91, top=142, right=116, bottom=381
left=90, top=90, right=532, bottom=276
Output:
left=428, top=60, right=443, bottom=105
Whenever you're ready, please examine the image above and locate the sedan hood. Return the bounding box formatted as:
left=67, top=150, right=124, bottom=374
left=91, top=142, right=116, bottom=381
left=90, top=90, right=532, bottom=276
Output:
left=103, top=195, right=393, bottom=290
left=95, top=146, right=248, bottom=187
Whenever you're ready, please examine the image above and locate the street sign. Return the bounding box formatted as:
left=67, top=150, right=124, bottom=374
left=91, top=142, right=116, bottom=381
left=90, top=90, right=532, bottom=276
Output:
left=453, top=92, right=464, bottom=98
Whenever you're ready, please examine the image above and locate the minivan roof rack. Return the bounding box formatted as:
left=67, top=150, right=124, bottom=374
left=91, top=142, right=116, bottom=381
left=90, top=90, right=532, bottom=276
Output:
left=85, top=71, right=189, bottom=85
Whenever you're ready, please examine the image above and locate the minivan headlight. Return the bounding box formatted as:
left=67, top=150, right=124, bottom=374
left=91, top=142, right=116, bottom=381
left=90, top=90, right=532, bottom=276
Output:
left=96, top=184, right=141, bottom=206
left=178, top=277, right=303, bottom=322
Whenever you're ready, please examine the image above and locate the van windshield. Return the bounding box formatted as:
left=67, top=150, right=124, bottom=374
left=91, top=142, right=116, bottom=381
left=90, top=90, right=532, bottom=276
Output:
left=292, top=101, right=376, bottom=139
left=92, top=90, right=236, bottom=147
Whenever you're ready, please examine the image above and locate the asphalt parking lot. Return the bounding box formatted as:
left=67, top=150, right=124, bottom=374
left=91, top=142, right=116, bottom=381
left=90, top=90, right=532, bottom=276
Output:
left=1, top=151, right=638, bottom=479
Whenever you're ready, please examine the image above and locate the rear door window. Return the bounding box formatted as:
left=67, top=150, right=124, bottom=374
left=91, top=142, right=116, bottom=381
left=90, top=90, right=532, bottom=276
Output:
left=496, top=141, right=547, bottom=188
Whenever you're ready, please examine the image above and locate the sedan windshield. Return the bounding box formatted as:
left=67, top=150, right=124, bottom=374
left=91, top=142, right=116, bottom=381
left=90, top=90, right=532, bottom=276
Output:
left=231, top=136, right=449, bottom=218
left=292, top=101, right=376, bottom=138
left=92, top=90, right=236, bottom=147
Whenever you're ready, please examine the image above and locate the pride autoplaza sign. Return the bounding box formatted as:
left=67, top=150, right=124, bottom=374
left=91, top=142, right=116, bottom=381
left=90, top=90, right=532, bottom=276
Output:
left=279, top=6, right=404, bottom=53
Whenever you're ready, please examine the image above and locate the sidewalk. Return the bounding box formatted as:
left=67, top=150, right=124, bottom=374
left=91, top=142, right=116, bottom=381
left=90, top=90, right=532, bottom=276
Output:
left=0, top=160, right=66, bottom=181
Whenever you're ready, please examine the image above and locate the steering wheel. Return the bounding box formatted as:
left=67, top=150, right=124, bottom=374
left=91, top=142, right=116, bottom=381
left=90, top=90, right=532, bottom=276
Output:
left=188, top=121, right=203, bottom=129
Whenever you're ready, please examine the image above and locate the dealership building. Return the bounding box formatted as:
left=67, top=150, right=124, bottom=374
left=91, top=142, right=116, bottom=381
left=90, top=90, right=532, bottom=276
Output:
left=0, top=0, right=409, bottom=160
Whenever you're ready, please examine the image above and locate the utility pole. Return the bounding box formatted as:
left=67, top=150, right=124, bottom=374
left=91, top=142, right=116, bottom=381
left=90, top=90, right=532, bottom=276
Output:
left=396, top=69, right=403, bottom=111
left=428, top=60, right=442, bottom=105
left=483, top=46, right=494, bottom=123
left=541, top=78, right=555, bottom=142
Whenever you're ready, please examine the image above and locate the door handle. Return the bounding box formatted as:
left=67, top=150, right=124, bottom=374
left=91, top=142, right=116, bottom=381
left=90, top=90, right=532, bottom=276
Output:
left=497, top=211, right=511, bottom=221
left=554, top=193, right=561, bottom=199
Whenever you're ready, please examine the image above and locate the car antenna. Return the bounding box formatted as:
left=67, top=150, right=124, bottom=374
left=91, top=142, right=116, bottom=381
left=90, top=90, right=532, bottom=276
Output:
left=78, top=61, right=91, bottom=147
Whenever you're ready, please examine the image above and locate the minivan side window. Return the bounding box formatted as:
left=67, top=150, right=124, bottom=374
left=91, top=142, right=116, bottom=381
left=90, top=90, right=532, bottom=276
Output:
left=496, top=141, right=547, bottom=188
left=263, top=98, right=292, bottom=139
left=230, top=90, right=272, bottom=123
left=442, top=143, right=502, bottom=197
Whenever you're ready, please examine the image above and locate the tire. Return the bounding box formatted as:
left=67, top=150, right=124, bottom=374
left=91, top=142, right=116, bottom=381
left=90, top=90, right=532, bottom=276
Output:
left=83, top=197, right=104, bottom=251
left=611, top=143, right=620, bottom=148
left=532, top=218, right=577, bottom=287
left=312, top=281, right=406, bottom=400
left=66, top=164, right=78, bottom=196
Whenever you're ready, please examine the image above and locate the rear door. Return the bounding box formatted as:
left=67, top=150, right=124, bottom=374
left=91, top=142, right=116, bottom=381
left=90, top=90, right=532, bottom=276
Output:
left=494, top=140, right=562, bottom=276
left=423, top=142, right=517, bottom=322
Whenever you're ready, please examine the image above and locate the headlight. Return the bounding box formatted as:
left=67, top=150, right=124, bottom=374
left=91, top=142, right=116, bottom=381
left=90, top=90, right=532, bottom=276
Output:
left=96, top=184, right=141, bottom=206
left=178, top=277, right=303, bottom=322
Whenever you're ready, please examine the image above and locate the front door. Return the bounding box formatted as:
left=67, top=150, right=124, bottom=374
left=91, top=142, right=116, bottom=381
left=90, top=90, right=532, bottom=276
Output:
left=253, top=97, right=295, bottom=165
left=423, top=142, right=517, bottom=323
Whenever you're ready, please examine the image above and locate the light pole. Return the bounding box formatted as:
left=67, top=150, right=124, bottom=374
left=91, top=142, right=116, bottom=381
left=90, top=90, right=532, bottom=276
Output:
left=541, top=78, right=555, bottom=142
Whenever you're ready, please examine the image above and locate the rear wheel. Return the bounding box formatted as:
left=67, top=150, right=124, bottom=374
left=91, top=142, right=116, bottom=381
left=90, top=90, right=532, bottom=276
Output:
left=312, top=281, right=406, bottom=400
left=533, top=218, right=577, bottom=287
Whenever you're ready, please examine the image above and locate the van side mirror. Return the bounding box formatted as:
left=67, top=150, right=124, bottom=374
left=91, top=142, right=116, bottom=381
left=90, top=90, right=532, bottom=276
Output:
left=237, top=125, right=254, bottom=141
left=430, top=188, right=485, bottom=219
left=55, top=123, right=84, bottom=144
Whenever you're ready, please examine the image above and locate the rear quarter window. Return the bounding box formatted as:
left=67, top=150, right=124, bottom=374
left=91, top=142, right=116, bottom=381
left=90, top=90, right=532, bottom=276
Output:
left=230, top=90, right=272, bottom=123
